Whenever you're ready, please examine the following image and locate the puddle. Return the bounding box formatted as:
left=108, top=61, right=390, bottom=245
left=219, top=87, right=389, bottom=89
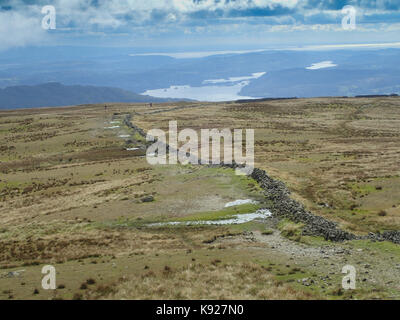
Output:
left=104, top=126, right=120, bottom=129
left=224, top=199, right=257, bottom=207
left=126, top=147, right=140, bottom=151
left=148, top=209, right=271, bottom=227
left=119, top=135, right=131, bottom=138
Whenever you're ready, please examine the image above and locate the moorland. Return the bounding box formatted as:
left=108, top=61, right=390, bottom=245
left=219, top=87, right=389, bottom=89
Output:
left=0, top=97, right=399, bottom=299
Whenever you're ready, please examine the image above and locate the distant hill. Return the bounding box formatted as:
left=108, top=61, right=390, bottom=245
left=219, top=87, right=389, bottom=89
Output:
left=0, top=82, right=182, bottom=109
left=240, top=67, right=400, bottom=98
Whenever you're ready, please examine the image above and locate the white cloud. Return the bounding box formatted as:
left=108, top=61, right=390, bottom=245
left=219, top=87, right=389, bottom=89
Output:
left=0, top=11, right=47, bottom=51
left=1, top=0, right=399, bottom=50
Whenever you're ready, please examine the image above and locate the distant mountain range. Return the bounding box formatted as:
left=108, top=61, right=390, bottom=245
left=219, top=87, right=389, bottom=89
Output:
left=0, top=82, right=179, bottom=109
left=240, top=67, right=400, bottom=98
left=1, top=46, right=400, bottom=102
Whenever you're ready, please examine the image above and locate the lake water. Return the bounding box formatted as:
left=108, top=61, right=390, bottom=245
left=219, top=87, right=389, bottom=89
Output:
left=142, top=72, right=266, bottom=102
left=306, top=61, right=337, bottom=70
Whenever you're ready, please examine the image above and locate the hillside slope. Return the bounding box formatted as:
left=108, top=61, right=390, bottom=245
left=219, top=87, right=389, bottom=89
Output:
left=0, top=82, right=181, bottom=109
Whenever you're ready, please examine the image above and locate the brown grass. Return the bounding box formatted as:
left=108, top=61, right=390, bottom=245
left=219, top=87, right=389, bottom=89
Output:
left=1, top=100, right=399, bottom=300
left=89, top=262, right=317, bottom=300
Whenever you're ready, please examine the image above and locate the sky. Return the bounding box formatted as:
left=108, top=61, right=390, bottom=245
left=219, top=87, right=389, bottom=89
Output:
left=1, top=0, right=400, bottom=52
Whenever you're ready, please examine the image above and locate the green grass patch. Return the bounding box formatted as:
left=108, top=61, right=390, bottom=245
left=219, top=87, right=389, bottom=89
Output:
left=349, top=239, right=400, bottom=256
left=133, top=131, right=146, bottom=143
left=300, top=235, right=329, bottom=246
left=228, top=220, right=272, bottom=233
left=348, top=182, right=378, bottom=196
left=277, top=219, right=304, bottom=242
left=176, top=203, right=261, bottom=222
